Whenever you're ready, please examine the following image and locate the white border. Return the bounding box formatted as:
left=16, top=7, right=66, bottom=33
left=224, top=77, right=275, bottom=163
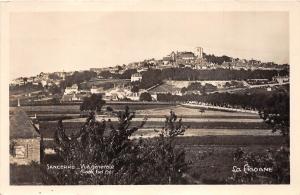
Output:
left=1, top=1, right=300, bottom=195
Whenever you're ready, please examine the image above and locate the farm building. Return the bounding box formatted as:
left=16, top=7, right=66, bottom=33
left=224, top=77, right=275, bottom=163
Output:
left=131, top=73, right=142, bottom=82
left=61, top=93, right=89, bottom=102
left=148, top=82, right=182, bottom=96
left=273, top=75, right=289, bottom=84
left=90, top=86, right=105, bottom=94
left=9, top=108, right=42, bottom=165
left=105, top=87, right=131, bottom=100
left=64, top=84, right=79, bottom=94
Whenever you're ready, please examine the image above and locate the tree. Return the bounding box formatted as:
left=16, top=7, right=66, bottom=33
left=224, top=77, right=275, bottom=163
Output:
left=80, top=94, right=106, bottom=112
left=106, top=106, right=114, bottom=112
left=131, top=85, right=139, bottom=93
left=202, top=83, right=217, bottom=93
left=227, top=88, right=290, bottom=184
left=65, top=71, right=97, bottom=87
left=228, top=146, right=289, bottom=184
left=149, top=110, right=189, bottom=184
left=48, top=73, right=61, bottom=80
left=259, top=88, right=289, bottom=141
left=139, top=92, right=152, bottom=102
left=43, top=107, right=189, bottom=184
left=50, top=97, right=61, bottom=104
left=48, top=85, right=62, bottom=95
left=22, top=77, right=28, bottom=85
left=181, top=87, right=187, bottom=94
left=116, top=65, right=123, bottom=71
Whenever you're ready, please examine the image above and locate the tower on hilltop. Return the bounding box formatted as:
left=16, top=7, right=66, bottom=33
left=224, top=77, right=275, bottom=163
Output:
left=195, top=47, right=203, bottom=59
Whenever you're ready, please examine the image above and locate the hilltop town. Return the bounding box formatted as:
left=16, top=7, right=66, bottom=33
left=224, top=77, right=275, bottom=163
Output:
left=6, top=7, right=293, bottom=186
left=9, top=47, right=289, bottom=106
left=9, top=47, right=290, bottom=185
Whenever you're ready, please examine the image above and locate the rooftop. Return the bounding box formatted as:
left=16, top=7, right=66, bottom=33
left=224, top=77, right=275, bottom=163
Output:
left=148, top=83, right=181, bottom=94
left=131, top=73, right=142, bottom=77
left=66, top=84, right=78, bottom=89
left=10, top=107, right=40, bottom=139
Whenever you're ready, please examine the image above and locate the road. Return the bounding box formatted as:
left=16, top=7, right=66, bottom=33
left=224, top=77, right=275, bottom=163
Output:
left=181, top=103, right=258, bottom=114
left=209, top=82, right=288, bottom=94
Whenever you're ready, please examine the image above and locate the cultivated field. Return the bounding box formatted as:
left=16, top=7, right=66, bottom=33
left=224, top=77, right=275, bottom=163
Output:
left=12, top=104, right=284, bottom=184
left=183, top=144, right=283, bottom=184
left=16, top=104, right=275, bottom=139
left=10, top=103, right=285, bottom=184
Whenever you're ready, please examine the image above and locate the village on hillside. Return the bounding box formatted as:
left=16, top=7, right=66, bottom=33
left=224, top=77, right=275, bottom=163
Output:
left=9, top=47, right=289, bottom=106
left=9, top=46, right=290, bottom=185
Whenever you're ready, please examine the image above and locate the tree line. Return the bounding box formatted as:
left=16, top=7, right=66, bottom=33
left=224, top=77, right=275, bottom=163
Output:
left=62, top=67, right=288, bottom=91
left=157, top=87, right=289, bottom=112
left=203, top=53, right=232, bottom=65
left=121, top=68, right=287, bottom=90
left=181, top=83, right=217, bottom=94
left=63, top=71, right=97, bottom=87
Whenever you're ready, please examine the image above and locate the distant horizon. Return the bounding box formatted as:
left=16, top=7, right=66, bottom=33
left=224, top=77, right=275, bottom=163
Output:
left=10, top=12, right=289, bottom=80
left=10, top=48, right=289, bottom=80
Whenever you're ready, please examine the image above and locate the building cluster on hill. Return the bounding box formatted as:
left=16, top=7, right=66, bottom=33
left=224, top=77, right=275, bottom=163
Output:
left=117, top=46, right=288, bottom=73
left=10, top=71, right=73, bottom=88
left=9, top=46, right=290, bottom=105
left=61, top=83, right=150, bottom=102
left=11, top=46, right=288, bottom=88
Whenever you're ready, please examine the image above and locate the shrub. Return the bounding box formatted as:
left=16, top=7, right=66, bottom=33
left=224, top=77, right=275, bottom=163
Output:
left=227, top=146, right=289, bottom=184
left=80, top=94, right=105, bottom=112
left=42, top=108, right=189, bottom=184
left=259, top=88, right=289, bottom=139
left=139, top=92, right=152, bottom=102
left=106, top=106, right=113, bottom=112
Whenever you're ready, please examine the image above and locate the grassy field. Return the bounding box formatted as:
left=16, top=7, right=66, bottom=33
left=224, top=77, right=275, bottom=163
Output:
left=39, top=145, right=284, bottom=184
left=30, top=113, right=259, bottom=120
left=11, top=103, right=286, bottom=184
left=134, top=105, right=257, bottom=117
left=17, top=104, right=258, bottom=116
left=36, top=103, right=273, bottom=140
left=183, top=144, right=284, bottom=184
left=10, top=163, right=44, bottom=185
left=41, top=136, right=286, bottom=184
left=16, top=105, right=81, bottom=114
left=43, top=135, right=284, bottom=149
left=39, top=120, right=271, bottom=139
left=17, top=104, right=175, bottom=114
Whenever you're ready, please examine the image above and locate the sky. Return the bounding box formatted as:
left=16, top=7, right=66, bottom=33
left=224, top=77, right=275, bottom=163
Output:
left=9, top=12, right=289, bottom=79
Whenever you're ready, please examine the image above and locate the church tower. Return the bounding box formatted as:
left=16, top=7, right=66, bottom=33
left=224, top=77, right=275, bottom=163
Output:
left=195, top=47, right=203, bottom=58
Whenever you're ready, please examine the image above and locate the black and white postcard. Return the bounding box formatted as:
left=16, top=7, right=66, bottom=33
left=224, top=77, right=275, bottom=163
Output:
left=1, top=1, right=300, bottom=195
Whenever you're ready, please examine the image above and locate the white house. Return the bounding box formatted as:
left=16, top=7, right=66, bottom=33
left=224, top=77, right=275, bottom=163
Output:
left=10, top=78, right=25, bottom=86
left=131, top=73, right=143, bottom=82
left=90, top=86, right=104, bottom=94
left=105, top=87, right=131, bottom=101
left=127, top=89, right=148, bottom=101
left=273, top=76, right=289, bottom=84
left=64, top=84, right=79, bottom=95
left=40, top=80, right=48, bottom=87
